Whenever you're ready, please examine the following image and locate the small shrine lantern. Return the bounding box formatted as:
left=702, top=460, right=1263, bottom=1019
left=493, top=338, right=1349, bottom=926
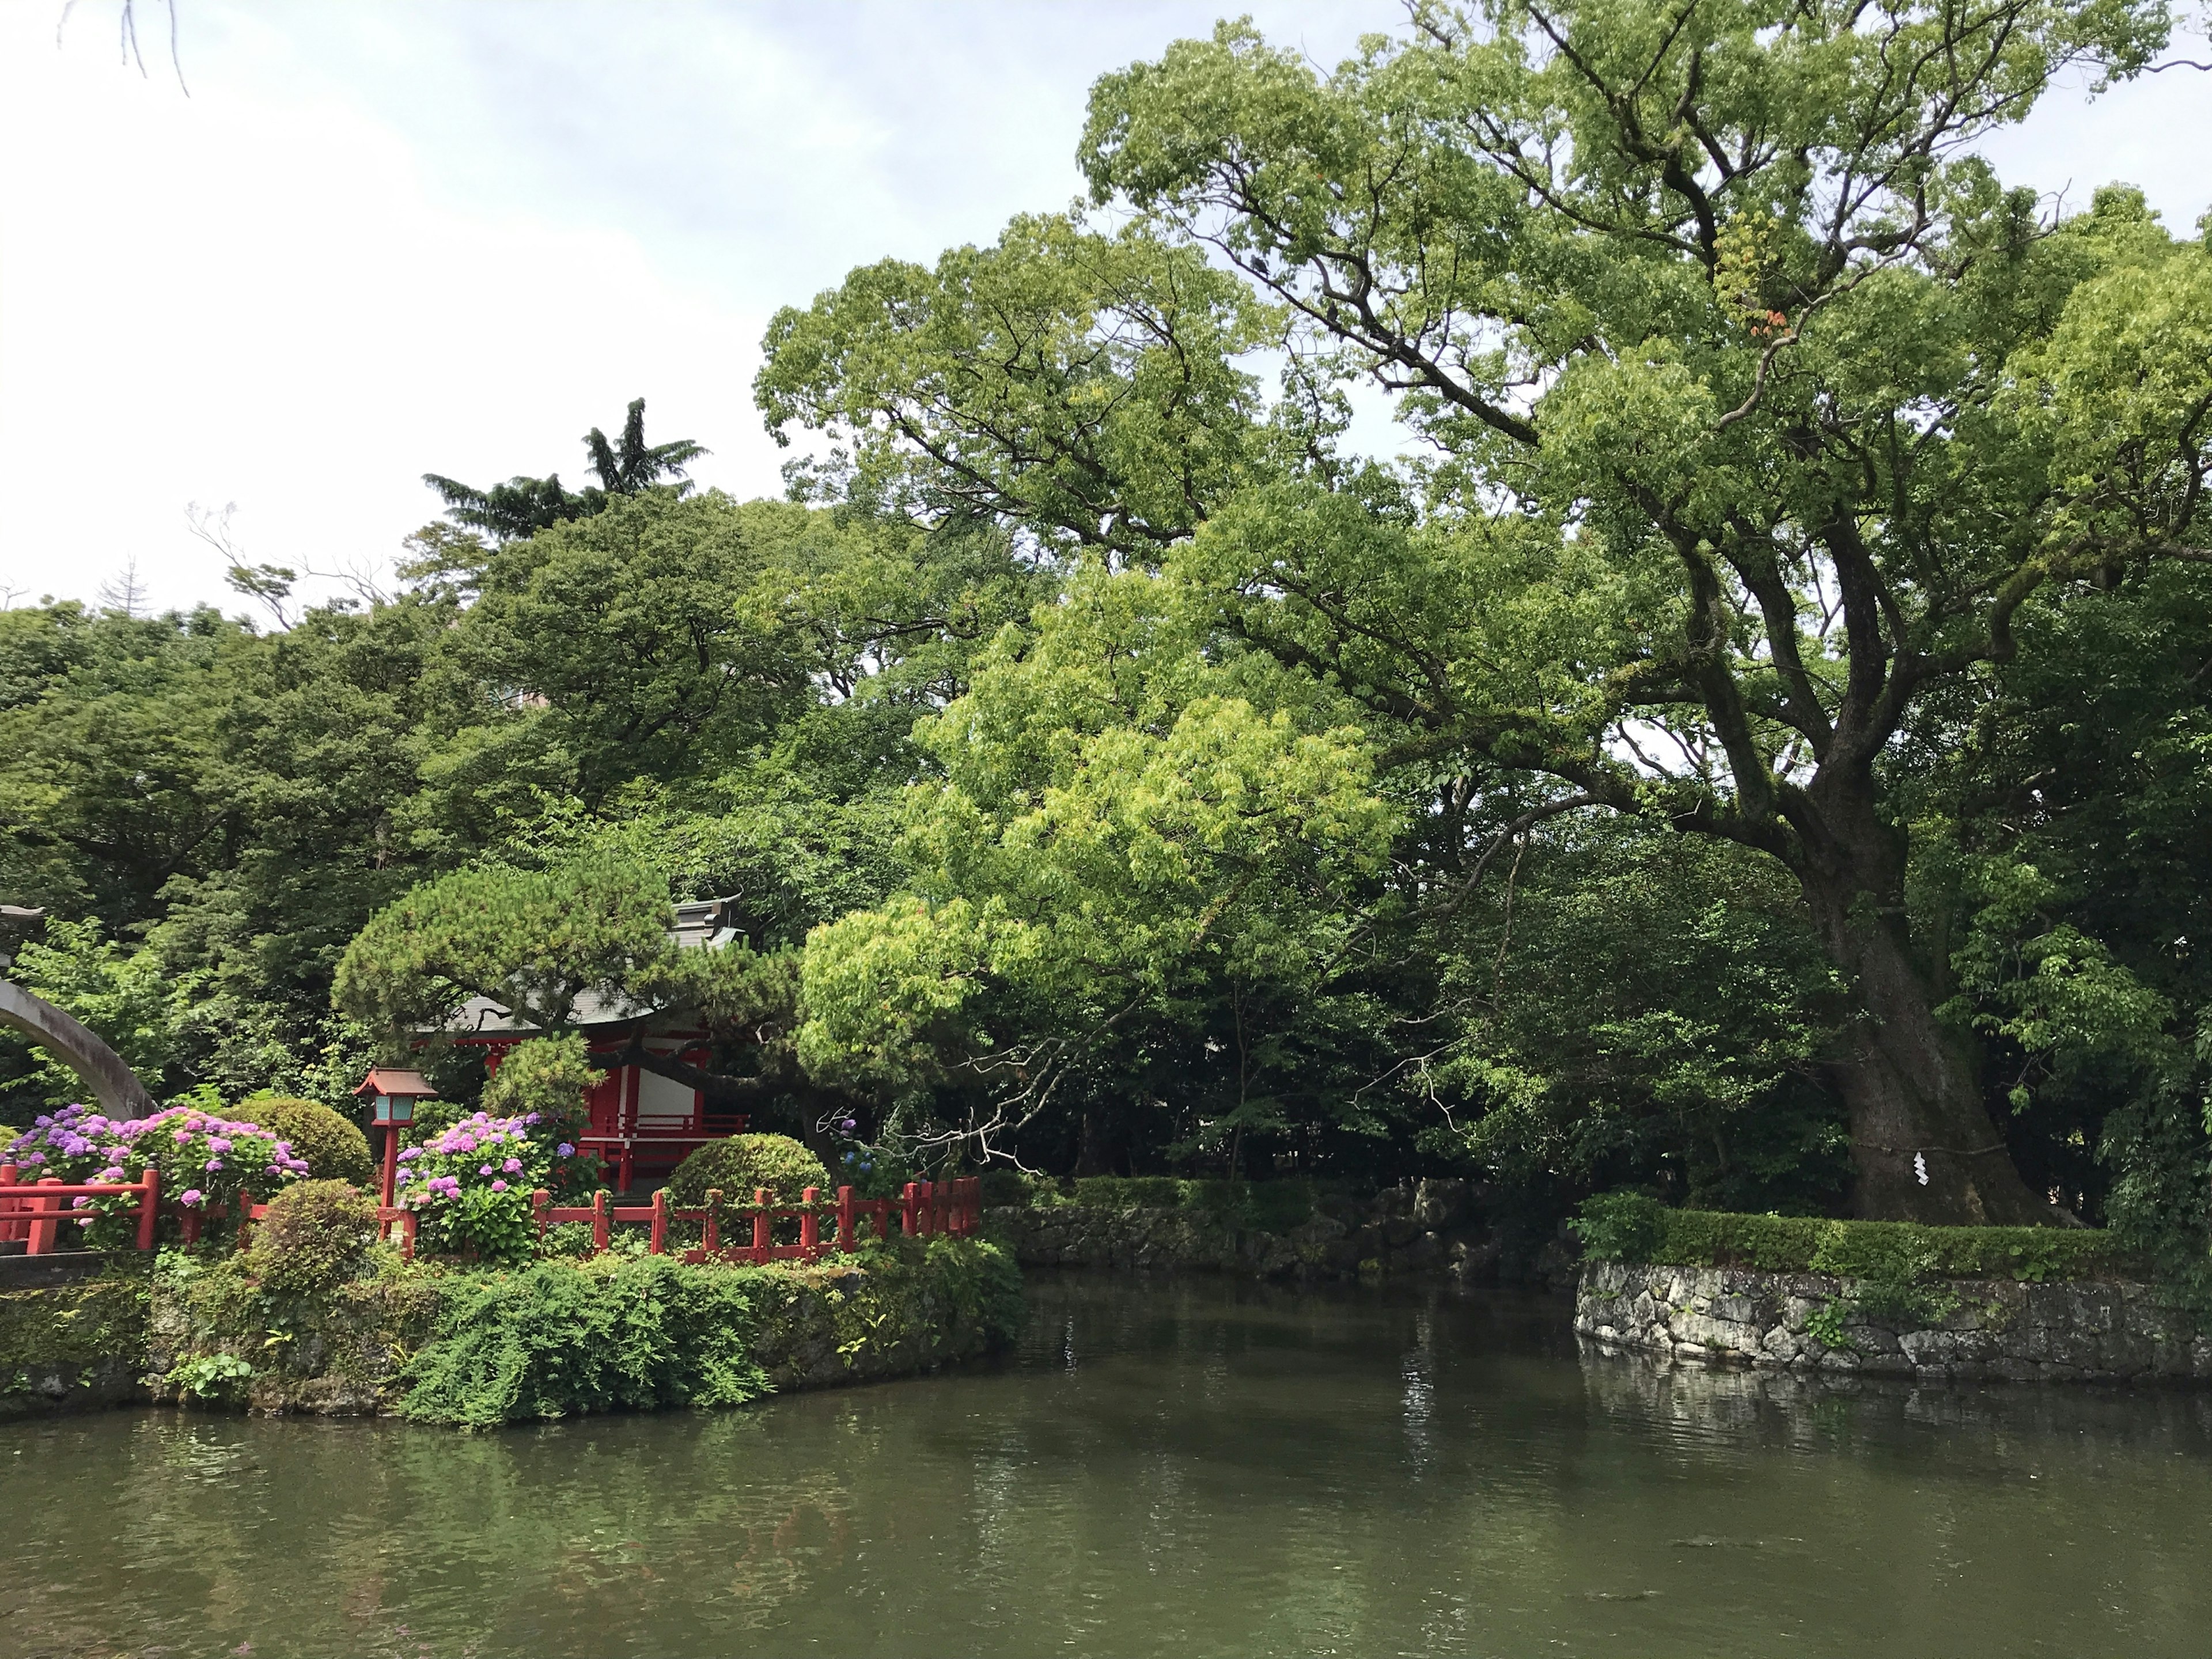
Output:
left=354, top=1067, right=438, bottom=1206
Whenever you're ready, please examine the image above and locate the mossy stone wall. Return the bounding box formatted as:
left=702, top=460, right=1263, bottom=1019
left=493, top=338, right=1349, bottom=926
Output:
left=1, top=1238, right=1022, bottom=1424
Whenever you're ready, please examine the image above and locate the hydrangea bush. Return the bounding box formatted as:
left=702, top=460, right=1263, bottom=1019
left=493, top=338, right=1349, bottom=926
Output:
left=394, top=1109, right=582, bottom=1263
left=3, top=1103, right=309, bottom=1244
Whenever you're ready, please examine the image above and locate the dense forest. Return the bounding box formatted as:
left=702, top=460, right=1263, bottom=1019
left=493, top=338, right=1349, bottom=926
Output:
left=5, top=1, right=2207, bottom=1266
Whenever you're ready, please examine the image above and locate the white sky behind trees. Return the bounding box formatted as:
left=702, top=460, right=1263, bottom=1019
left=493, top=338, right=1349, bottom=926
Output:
left=2, top=0, right=2207, bottom=617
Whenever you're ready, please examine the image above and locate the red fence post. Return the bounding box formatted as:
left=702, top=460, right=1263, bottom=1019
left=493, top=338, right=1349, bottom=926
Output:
left=800, top=1187, right=820, bottom=1258
left=0, top=1163, right=20, bottom=1245
left=27, top=1177, right=60, bottom=1256
left=650, top=1188, right=669, bottom=1256
left=532, top=1189, right=551, bottom=1247
left=592, top=1189, right=610, bottom=1255
left=137, top=1168, right=161, bottom=1251
left=900, top=1181, right=918, bottom=1237
left=752, top=1187, right=772, bottom=1264
left=703, top=1188, right=722, bottom=1254
left=836, top=1185, right=855, bottom=1254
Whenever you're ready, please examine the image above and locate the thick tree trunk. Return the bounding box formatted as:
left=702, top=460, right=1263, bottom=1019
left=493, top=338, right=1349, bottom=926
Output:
left=1797, top=854, right=2050, bottom=1225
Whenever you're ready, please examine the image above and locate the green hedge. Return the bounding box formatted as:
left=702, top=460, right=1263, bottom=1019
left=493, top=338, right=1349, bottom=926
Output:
left=1571, top=1192, right=2130, bottom=1283
left=981, top=1173, right=1324, bottom=1233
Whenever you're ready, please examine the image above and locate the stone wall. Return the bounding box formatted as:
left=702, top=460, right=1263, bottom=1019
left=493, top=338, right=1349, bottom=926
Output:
left=3, top=1243, right=1017, bottom=1419
left=1578, top=1259, right=2212, bottom=1383
left=987, top=1179, right=1581, bottom=1286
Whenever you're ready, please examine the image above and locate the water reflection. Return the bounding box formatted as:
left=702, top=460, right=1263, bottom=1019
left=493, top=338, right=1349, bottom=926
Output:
left=4, top=1272, right=2210, bottom=1657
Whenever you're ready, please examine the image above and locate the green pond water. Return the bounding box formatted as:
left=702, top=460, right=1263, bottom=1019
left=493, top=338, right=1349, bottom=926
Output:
left=7, top=1271, right=2212, bottom=1658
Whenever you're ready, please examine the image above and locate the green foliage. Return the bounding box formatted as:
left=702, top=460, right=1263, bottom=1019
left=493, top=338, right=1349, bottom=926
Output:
left=767, top=0, right=2205, bottom=1223
left=233, top=1097, right=374, bottom=1187
left=5, top=918, right=191, bottom=1106
left=1571, top=1193, right=2128, bottom=1282
left=248, top=1180, right=380, bottom=1297
left=479, top=1033, right=600, bottom=1147
left=667, top=1134, right=832, bottom=1207
left=336, top=857, right=674, bottom=1036
left=759, top=215, right=1271, bottom=557
left=168, top=1351, right=256, bottom=1399
left=1007, top=1173, right=1321, bottom=1232
left=921, top=1234, right=1025, bottom=1346
left=423, top=396, right=705, bottom=544
left=398, top=1255, right=772, bottom=1428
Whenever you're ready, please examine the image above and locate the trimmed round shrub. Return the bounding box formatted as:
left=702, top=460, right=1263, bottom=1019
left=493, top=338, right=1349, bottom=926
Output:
left=250, top=1179, right=380, bottom=1295
left=233, top=1097, right=375, bottom=1187
left=667, top=1133, right=831, bottom=1208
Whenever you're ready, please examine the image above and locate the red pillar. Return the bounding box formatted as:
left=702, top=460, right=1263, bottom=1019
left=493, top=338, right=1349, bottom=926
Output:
left=836, top=1185, right=855, bottom=1254
left=752, top=1187, right=772, bottom=1263
left=380, top=1124, right=400, bottom=1209
left=649, top=1188, right=669, bottom=1256
left=800, top=1187, right=820, bottom=1257
left=137, top=1168, right=161, bottom=1251
left=27, top=1177, right=60, bottom=1256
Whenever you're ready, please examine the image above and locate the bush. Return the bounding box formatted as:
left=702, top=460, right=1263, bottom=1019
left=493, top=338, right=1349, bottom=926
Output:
left=979, top=1169, right=1044, bottom=1209
left=233, top=1097, right=375, bottom=1187
left=668, top=1134, right=832, bottom=1208
left=249, top=1180, right=380, bottom=1296
left=5, top=1103, right=308, bottom=1243
left=1049, top=1175, right=1319, bottom=1231
left=396, top=1110, right=581, bottom=1264
left=399, top=1255, right=772, bottom=1427
left=1569, top=1192, right=2130, bottom=1282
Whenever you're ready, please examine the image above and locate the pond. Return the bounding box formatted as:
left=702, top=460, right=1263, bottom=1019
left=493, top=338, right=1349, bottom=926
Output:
left=7, top=1271, right=2212, bottom=1657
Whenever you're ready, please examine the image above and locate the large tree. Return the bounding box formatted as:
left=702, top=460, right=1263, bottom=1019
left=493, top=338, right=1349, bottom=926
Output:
left=763, top=0, right=2209, bottom=1221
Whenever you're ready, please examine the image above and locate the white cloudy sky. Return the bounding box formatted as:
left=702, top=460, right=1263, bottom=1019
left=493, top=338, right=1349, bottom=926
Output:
left=2, top=1, right=2207, bottom=616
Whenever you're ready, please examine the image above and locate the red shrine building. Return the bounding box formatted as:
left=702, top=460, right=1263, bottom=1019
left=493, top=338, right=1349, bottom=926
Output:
left=441, top=898, right=747, bottom=1191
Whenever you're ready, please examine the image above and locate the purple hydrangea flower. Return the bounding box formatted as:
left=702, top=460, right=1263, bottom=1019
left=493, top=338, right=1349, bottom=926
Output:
left=503, top=1157, right=522, bottom=1173
left=179, top=1189, right=203, bottom=1207
left=204, top=1159, right=224, bottom=1172
left=556, top=1143, right=574, bottom=1158
left=490, top=1179, right=509, bottom=1192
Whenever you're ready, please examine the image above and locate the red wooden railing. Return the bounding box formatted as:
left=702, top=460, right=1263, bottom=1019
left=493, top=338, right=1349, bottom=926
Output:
left=0, top=1165, right=161, bottom=1252
left=530, top=1178, right=982, bottom=1263
left=3, top=1161, right=974, bottom=1268
left=0, top=1162, right=416, bottom=1262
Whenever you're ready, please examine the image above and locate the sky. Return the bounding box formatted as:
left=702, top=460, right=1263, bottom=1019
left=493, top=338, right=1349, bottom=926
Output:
left=2, top=0, right=2207, bottom=618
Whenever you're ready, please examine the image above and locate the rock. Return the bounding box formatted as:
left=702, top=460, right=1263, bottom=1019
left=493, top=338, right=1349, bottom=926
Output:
left=1412, top=1179, right=1470, bottom=1229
